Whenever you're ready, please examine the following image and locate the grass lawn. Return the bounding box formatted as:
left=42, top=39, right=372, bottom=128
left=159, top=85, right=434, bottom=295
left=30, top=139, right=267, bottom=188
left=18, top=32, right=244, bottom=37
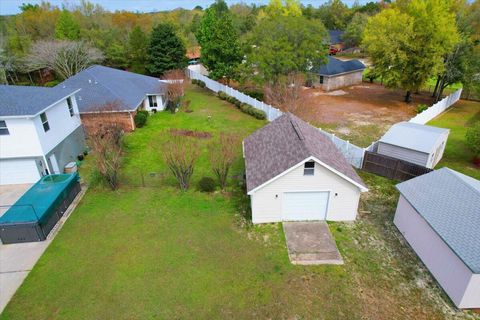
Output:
left=2, top=86, right=477, bottom=319
left=429, top=99, right=480, bottom=180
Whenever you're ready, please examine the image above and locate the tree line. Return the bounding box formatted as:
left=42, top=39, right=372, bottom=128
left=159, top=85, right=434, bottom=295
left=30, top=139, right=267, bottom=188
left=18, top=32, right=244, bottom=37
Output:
left=1, top=0, right=479, bottom=104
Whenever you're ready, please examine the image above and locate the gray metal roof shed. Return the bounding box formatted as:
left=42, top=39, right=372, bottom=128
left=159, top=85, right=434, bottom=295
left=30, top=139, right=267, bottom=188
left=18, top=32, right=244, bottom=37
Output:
left=396, top=168, right=480, bottom=273
left=380, top=122, right=449, bottom=154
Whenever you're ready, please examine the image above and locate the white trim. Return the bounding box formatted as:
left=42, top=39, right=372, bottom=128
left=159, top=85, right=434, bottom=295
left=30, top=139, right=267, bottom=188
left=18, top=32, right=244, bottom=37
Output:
left=0, top=89, right=81, bottom=119
left=247, top=156, right=368, bottom=195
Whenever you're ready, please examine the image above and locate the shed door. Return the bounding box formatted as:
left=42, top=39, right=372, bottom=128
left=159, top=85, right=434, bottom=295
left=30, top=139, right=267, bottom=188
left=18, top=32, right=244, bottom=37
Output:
left=283, top=191, right=329, bottom=221
left=0, top=159, right=41, bottom=185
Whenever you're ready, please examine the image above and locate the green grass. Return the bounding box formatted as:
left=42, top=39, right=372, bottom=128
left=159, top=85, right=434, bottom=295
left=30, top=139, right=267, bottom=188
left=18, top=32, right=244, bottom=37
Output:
left=428, top=99, right=480, bottom=179
left=2, top=86, right=475, bottom=319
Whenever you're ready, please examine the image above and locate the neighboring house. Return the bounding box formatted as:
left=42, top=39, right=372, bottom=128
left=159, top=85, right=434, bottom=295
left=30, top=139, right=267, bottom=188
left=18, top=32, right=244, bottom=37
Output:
left=394, top=168, right=480, bottom=309
left=187, top=46, right=201, bottom=65
left=56, top=65, right=168, bottom=132
left=0, top=85, right=85, bottom=185
left=377, top=122, right=449, bottom=169
left=243, top=113, right=368, bottom=224
left=328, top=30, right=344, bottom=54
left=309, top=57, right=365, bottom=91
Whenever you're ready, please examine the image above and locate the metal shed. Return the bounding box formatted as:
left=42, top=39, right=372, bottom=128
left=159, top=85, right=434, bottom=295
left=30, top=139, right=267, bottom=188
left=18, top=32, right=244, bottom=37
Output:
left=394, top=168, right=480, bottom=309
left=377, top=122, right=449, bottom=169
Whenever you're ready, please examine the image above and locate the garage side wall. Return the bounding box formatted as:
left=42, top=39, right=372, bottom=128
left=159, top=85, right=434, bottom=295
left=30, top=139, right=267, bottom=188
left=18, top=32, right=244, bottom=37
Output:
left=394, top=195, right=473, bottom=308
left=312, top=71, right=363, bottom=91
left=250, top=162, right=360, bottom=223
left=461, top=274, right=480, bottom=309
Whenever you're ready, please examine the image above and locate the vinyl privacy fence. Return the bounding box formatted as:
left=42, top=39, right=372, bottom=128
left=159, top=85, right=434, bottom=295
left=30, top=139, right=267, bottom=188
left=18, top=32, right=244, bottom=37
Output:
left=409, top=88, right=462, bottom=124
left=187, top=68, right=366, bottom=168
left=187, top=69, right=283, bottom=121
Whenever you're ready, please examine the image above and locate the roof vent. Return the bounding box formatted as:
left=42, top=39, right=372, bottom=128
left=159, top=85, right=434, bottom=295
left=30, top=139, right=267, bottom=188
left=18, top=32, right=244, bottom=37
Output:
left=290, top=120, right=304, bottom=140
left=78, top=95, right=82, bottom=101
left=88, top=79, right=92, bottom=84
left=62, top=85, right=66, bottom=88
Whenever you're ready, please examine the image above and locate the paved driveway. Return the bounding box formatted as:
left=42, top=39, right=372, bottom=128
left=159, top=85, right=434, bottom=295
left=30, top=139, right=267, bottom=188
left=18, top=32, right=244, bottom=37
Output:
left=0, top=184, right=32, bottom=217
left=283, top=221, right=343, bottom=265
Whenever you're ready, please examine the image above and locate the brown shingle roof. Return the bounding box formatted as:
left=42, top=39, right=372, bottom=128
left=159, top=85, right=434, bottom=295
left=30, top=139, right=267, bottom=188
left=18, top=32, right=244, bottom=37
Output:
left=244, top=113, right=367, bottom=193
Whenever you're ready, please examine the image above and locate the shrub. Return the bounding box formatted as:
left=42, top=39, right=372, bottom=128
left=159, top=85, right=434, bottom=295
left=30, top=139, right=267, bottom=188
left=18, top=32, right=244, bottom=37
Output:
left=466, top=122, right=480, bottom=158
left=239, top=103, right=267, bottom=120
left=44, top=79, right=61, bottom=87
left=134, top=112, right=148, bottom=128
left=218, top=92, right=228, bottom=100
left=192, top=79, right=206, bottom=88
left=416, top=104, right=428, bottom=114
left=198, top=176, right=216, bottom=192
left=243, top=89, right=264, bottom=101
left=137, top=110, right=149, bottom=117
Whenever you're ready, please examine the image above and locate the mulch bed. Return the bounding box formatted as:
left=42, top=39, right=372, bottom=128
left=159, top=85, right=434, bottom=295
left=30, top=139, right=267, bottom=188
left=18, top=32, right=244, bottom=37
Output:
left=169, top=128, right=212, bottom=139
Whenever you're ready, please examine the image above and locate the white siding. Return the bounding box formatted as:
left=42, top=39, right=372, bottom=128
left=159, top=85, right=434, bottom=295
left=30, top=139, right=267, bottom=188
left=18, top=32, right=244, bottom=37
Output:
left=0, top=118, right=42, bottom=158
left=250, top=161, right=361, bottom=224
left=143, top=95, right=166, bottom=112
left=394, top=195, right=477, bottom=308
left=33, top=97, right=82, bottom=155
left=377, top=142, right=429, bottom=167
left=426, top=132, right=449, bottom=168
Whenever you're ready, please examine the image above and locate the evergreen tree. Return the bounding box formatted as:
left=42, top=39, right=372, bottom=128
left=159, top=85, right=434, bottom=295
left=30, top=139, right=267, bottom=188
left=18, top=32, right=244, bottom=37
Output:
left=55, top=10, right=80, bottom=40
left=127, top=26, right=149, bottom=73
left=147, top=23, right=187, bottom=76
left=195, top=0, right=242, bottom=80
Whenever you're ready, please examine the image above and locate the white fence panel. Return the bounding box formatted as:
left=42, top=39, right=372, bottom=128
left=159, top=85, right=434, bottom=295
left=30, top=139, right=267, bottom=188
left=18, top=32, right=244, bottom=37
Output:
left=318, top=129, right=365, bottom=169
left=409, top=89, right=462, bottom=124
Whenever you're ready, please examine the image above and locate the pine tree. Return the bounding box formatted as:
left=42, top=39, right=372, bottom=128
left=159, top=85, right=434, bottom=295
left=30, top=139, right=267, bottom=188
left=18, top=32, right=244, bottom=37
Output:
left=127, top=26, right=149, bottom=73
left=147, top=23, right=187, bottom=76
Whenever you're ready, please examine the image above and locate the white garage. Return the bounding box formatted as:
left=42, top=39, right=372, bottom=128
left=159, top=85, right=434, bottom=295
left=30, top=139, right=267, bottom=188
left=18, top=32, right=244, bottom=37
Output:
left=244, top=113, right=368, bottom=224
left=0, top=159, right=41, bottom=185
left=283, top=191, right=330, bottom=221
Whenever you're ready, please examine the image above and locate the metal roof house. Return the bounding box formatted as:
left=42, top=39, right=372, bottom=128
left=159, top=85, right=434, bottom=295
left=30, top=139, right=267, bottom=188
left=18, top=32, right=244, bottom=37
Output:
left=56, top=65, right=168, bottom=132
left=0, top=85, right=85, bottom=185
left=243, top=112, right=367, bottom=224
left=394, top=168, right=480, bottom=309
left=308, top=57, right=365, bottom=91
left=377, top=122, right=449, bottom=169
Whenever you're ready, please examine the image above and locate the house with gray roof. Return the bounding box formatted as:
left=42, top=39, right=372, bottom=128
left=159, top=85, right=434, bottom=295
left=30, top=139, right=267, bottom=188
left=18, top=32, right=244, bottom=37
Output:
left=0, top=85, right=85, bottom=185
left=394, top=168, right=480, bottom=309
left=377, top=122, right=449, bottom=169
left=243, top=112, right=368, bottom=224
left=56, top=65, right=169, bottom=132
left=308, top=56, right=365, bottom=91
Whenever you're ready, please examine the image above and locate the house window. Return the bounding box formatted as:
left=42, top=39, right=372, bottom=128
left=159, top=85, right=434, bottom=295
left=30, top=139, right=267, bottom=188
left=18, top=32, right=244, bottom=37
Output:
left=40, top=112, right=50, bottom=132
left=148, top=95, right=158, bottom=108
left=304, top=161, right=315, bottom=176
left=67, top=97, right=74, bottom=117
left=0, top=120, right=9, bottom=135
left=319, top=76, right=324, bottom=84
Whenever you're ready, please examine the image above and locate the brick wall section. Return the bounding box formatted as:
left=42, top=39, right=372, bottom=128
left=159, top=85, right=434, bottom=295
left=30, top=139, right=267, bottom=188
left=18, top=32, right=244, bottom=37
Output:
left=80, top=111, right=136, bottom=134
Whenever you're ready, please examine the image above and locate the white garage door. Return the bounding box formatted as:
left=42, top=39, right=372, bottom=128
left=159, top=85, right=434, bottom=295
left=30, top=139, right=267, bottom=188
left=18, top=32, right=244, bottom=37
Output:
left=283, top=191, right=330, bottom=221
left=0, top=159, right=41, bottom=185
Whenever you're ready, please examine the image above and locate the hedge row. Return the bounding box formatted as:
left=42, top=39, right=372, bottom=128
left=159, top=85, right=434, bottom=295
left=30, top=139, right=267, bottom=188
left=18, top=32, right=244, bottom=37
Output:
left=191, top=79, right=206, bottom=88
left=217, top=91, right=266, bottom=120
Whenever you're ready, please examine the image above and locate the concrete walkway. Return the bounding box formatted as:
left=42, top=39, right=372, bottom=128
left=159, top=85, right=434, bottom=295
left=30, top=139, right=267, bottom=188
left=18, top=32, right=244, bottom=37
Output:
left=283, top=221, right=343, bottom=265
left=0, top=185, right=87, bottom=313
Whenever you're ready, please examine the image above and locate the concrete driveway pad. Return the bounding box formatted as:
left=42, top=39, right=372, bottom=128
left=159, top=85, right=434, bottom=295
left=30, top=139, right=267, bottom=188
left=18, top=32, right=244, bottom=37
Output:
left=283, top=221, right=343, bottom=265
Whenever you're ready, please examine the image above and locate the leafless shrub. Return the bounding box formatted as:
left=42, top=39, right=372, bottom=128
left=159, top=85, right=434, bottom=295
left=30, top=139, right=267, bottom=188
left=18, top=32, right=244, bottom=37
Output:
left=209, top=133, right=241, bottom=191
left=88, top=124, right=124, bottom=190
left=163, top=136, right=200, bottom=191
left=161, top=69, right=187, bottom=112
left=24, top=40, right=104, bottom=79
left=264, top=72, right=306, bottom=113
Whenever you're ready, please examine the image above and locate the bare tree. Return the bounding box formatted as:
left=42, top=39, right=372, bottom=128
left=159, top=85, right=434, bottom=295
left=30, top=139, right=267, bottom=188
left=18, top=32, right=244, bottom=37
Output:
left=24, top=40, right=104, bottom=79
left=209, top=133, right=240, bottom=191
left=163, top=136, right=200, bottom=191
left=160, top=69, right=187, bottom=113
left=264, top=72, right=306, bottom=113
left=88, top=124, right=124, bottom=190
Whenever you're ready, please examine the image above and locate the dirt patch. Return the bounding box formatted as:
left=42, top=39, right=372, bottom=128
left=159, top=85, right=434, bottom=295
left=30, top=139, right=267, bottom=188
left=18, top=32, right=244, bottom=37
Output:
left=169, top=128, right=212, bottom=139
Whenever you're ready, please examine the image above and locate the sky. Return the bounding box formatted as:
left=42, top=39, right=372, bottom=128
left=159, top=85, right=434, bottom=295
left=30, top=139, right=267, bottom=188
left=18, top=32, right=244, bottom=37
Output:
left=0, top=0, right=373, bottom=15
